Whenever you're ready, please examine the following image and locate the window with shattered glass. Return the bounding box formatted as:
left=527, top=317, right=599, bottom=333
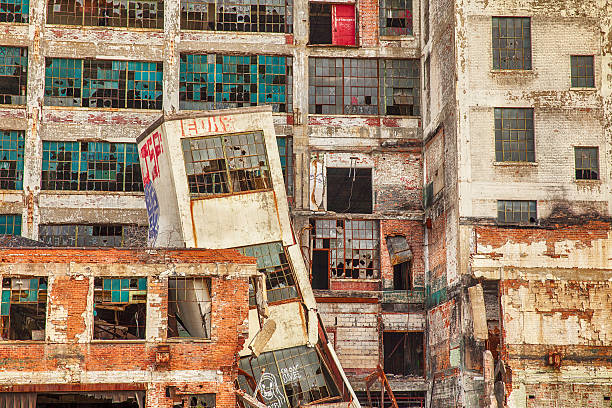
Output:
left=379, top=0, right=411, bottom=36
left=182, top=131, right=271, bottom=197
left=167, top=277, right=212, bottom=339
left=39, top=224, right=148, bottom=247
left=238, top=345, right=340, bottom=408
left=0, top=0, right=28, bottom=22
left=0, top=130, right=24, bottom=190
left=0, top=277, right=47, bottom=341
left=93, top=277, right=147, bottom=340
left=0, top=46, right=27, bottom=105
left=47, top=0, right=163, bottom=28
left=236, top=241, right=298, bottom=305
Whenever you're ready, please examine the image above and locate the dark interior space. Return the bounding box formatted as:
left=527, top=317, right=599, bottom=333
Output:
left=326, top=168, right=372, bottom=213
left=36, top=393, right=141, bottom=407
left=311, top=250, right=330, bottom=289
left=309, top=3, right=332, bottom=44
left=392, top=261, right=411, bottom=291
left=383, top=331, right=424, bottom=376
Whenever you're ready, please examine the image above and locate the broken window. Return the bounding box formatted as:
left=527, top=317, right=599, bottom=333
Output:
left=494, top=107, right=534, bottom=162
left=44, top=58, right=162, bottom=109
left=174, top=394, right=216, bottom=408
left=47, top=0, right=163, bottom=28
left=386, top=235, right=412, bottom=290
left=497, top=200, right=536, bottom=224
left=180, top=0, right=291, bottom=33
left=41, top=141, right=143, bottom=192
left=492, top=17, right=531, bottom=70
left=180, top=54, right=292, bottom=113
left=326, top=168, right=372, bottom=213
left=276, top=136, right=294, bottom=198
left=383, top=332, right=424, bottom=376
left=39, top=224, right=148, bottom=247
left=574, top=147, right=599, bottom=180
left=379, top=0, right=411, bottom=36
left=168, top=277, right=211, bottom=339
left=182, top=131, right=271, bottom=197
left=308, top=58, right=419, bottom=116
left=308, top=3, right=355, bottom=46
left=0, top=214, right=21, bottom=235
left=311, top=219, right=379, bottom=285
left=0, top=277, right=47, bottom=341
left=0, top=0, right=28, bottom=22
left=0, top=130, right=24, bottom=190
left=570, top=56, right=594, bottom=88
left=238, top=345, right=340, bottom=408
left=236, top=242, right=298, bottom=305
left=94, top=277, right=147, bottom=340
left=37, top=392, right=145, bottom=407
left=0, top=46, right=27, bottom=105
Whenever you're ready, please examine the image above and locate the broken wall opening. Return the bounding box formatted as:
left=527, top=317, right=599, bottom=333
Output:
left=0, top=277, right=47, bottom=341
left=383, top=331, right=424, bottom=376
left=93, top=277, right=147, bottom=340
left=326, top=167, right=372, bottom=214
left=386, top=235, right=412, bottom=291
left=168, top=277, right=212, bottom=339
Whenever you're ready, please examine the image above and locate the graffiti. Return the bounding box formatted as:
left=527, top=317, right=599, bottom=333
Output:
left=180, top=116, right=234, bottom=137
left=280, top=364, right=301, bottom=383
left=140, top=131, right=164, bottom=186
left=254, top=372, right=286, bottom=408
left=144, top=182, right=160, bottom=245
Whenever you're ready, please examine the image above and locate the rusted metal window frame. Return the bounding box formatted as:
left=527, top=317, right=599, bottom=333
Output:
left=379, top=0, right=412, bottom=36
left=574, top=146, right=599, bottom=180
left=167, top=276, right=212, bottom=339
left=38, top=224, right=148, bottom=247
left=0, top=130, right=24, bottom=190
left=494, top=107, right=534, bottom=162
left=0, top=276, right=47, bottom=341
left=492, top=16, right=532, bottom=70
left=0, top=214, right=21, bottom=235
left=570, top=55, right=595, bottom=88
left=0, top=0, right=28, bottom=23
left=0, top=46, right=27, bottom=105
left=496, top=200, right=537, bottom=224
left=46, top=0, right=164, bottom=29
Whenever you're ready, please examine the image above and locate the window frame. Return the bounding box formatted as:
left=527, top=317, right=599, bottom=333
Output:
left=0, top=276, right=47, bottom=341
left=167, top=276, right=212, bottom=340
left=46, top=0, right=164, bottom=29
left=494, top=107, right=535, bottom=163
left=0, top=214, right=21, bottom=235
left=492, top=16, right=532, bottom=71
left=379, top=0, right=412, bottom=37
left=0, top=0, right=29, bottom=23
left=574, top=146, right=599, bottom=181
left=496, top=200, right=537, bottom=224
left=0, top=130, right=25, bottom=190
left=0, top=46, right=28, bottom=106
left=570, top=55, right=595, bottom=88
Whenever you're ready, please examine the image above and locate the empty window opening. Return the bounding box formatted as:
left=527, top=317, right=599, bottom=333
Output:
left=0, top=0, right=28, bottom=22
left=326, top=167, right=372, bottom=213
left=180, top=54, right=292, bottom=113
left=570, top=55, right=595, bottom=88
left=393, top=262, right=411, bottom=291
left=497, top=200, right=536, bottom=224
left=574, top=147, right=598, bottom=180
left=47, top=0, right=163, bottom=28
left=0, top=214, right=21, bottom=235
left=182, top=131, right=272, bottom=197
left=311, top=219, right=380, bottom=281
left=37, top=392, right=144, bottom=407
left=39, top=224, right=148, bottom=247
left=168, top=277, right=212, bottom=339
left=355, top=391, right=425, bottom=408
left=174, top=394, right=216, bottom=408
left=383, top=332, right=424, bottom=376
left=386, top=235, right=412, bottom=290
left=0, top=46, right=27, bottom=105
left=44, top=58, right=162, bottom=109
left=41, top=141, right=143, bottom=192
left=309, top=3, right=355, bottom=46
left=93, top=277, right=147, bottom=340
left=492, top=17, right=531, bottom=70
left=0, top=277, right=47, bottom=341
left=309, top=4, right=331, bottom=44
left=236, top=242, right=298, bottom=305
left=276, top=136, right=294, bottom=197
left=238, top=345, right=339, bottom=408
left=308, top=58, right=419, bottom=116
left=181, top=0, right=291, bottom=33
left=494, top=107, right=534, bottom=162
left=0, top=130, right=24, bottom=190
left=379, top=0, right=411, bottom=36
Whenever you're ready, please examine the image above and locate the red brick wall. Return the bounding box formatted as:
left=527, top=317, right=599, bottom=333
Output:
left=358, top=0, right=379, bottom=47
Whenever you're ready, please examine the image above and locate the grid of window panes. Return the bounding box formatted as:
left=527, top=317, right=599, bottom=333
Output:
left=167, top=277, right=211, bottom=338
left=39, top=224, right=148, bottom=247
left=44, top=58, right=162, bottom=109
left=0, top=277, right=47, bottom=340
left=0, top=0, right=28, bottom=22
left=47, top=0, right=163, bottom=28
left=0, top=47, right=27, bottom=105
left=93, top=277, right=147, bottom=339
left=182, top=131, right=271, bottom=196
left=236, top=241, right=297, bottom=305
left=570, top=56, right=594, bottom=88
left=41, top=141, right=143, bottom=192
left=180, top=0, right=292, bottom=33
left=494, top=108, right=534, bottom=162
left=0, top=130, right=24, bottom=190
left=309, top=58, right=419, bottom=116
left=492, top=17, right=531, bottom=70
left=574, top=147, right=599, bottom=180
left=313, top=219, right=380, bottom=280
left=497, top=200, right=536, bottom=224
left=276, top=136, right=293, bottom=197
left=0, top=214, right=20, bottom=235
left=180, top=54, right=292, bottom=113
left=379, top=0, right=412, bottom=36
left=238, top=345, right=338, bottom=408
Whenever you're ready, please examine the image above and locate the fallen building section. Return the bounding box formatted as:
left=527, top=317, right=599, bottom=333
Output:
left=137, top=106, right=359, bottom=408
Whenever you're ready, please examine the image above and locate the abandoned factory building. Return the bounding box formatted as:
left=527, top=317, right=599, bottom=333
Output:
left=0, top=0, right=611, bottom=406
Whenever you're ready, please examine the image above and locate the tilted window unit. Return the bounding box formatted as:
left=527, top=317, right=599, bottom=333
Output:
left=492, top=17, right=531, bottom=70
left=379, top=0, right=412, bottom=36
left=44, top=58, right=163, bottom=110
left=0, top=0, right=28, bottom=23
left=180, top=54, right=292, bottom=113
left=41, top=141, right=143, bottom=192
left=0, top=46, right=27, bottom=105
left=39, top=224, right=148, bottom=247
left=46, top=0, right=163, bottom=28
left=276, top=136, right=293, bottom=198
left=0, top=214, right=21, bottom=235
left=308, top=58, right=420, bottom=116
left=0, top=130, right=24, bottom=190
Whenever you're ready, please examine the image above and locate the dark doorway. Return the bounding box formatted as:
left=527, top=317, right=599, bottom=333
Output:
left=311, top=250, right=329, bottom=289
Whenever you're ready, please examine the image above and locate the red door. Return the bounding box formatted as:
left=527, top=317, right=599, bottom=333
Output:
left=332, top=4, right=356, bottom=46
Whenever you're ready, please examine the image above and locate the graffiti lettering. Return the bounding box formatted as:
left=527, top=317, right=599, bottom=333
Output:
left=180, top=116, right=234, bottom=137
left=280, top=364, right=301, bottom=383
left=144, top=183, right=160, bottom=245
left=140, top=131, right=164, bottom=186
